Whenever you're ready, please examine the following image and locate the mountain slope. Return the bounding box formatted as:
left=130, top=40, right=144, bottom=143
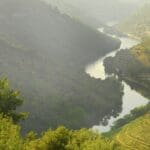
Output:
left=118, top=3, right=150, bottom=38
left=42, top=0, right=143, bottom=24
left=104, top=37, right=150, bottom=99
left=115, top=113, right=150, bottom=150
left=105, top=7, right=150, bottom=149
left=0, top=0, right=122, bottom=133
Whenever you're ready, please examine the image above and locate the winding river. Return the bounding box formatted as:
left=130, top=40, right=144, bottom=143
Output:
left=85, top=27, right=149, bottom=132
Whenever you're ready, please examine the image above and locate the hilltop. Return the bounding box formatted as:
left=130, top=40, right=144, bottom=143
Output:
left=118, top=4, right=150, bottom=38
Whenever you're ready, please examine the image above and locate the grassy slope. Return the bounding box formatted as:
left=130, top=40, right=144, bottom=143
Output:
left=114, top=113, right=150, bottom=150
left=129, top=37, right=150, bottom=99
left=131, top=37, right=150, bottom=98
left=131, top=37, right=150, bottom=67
left=104, top=39, right=150, bottom=147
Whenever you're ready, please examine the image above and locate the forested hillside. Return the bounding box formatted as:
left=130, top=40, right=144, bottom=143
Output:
left=104, top=37, right=150, bottom=99
left=103, top=36, right=150, bottom=149
left=104, top=4, right=150, bottom=99
left=0, top=75, right=150, bottom=149
left=0, top=77, right=149, bottom=149
left=0, top=0, right=122, bottom=133
left=0, top=116, right=120, bottom=150
left=102, top=5, right=150, bottom=149
left=0, top=78, right=121, bottom=150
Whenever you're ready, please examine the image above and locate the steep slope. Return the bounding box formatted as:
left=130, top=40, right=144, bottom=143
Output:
left=0, top=113, right=121, bottom=150
left=105, top=1, right=150, bottom=108
left=104, top=37, right=150, bottom=99
left=115, top=113, right=150, bottom=150
left=0, top=0, right=122, bottom=133
left=42, top=0, right=143, bottom=24
left=132, top=36, right=150, bottom=67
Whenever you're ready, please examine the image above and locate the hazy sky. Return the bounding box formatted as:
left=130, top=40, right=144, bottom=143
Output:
left=119, top=0, right=146, bottom=3
left=41, top=0, right=146, bottom=23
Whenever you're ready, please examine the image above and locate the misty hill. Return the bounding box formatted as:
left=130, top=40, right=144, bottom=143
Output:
left=104, top=37, right=150, bottom=99
left=118, top=3, right=150, bottom=38
left=42, top=0, right=144, bottom=26
left=0, top=0, right=122, bottom=133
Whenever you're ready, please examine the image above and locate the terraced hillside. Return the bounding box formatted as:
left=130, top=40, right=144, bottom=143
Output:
left=131, top=36, right=150, bottom=67
left=115, top=113, right=150, bottom=150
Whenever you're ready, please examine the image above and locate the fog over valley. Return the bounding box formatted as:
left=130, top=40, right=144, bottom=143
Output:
left=42, top=0, right=146, bottom=24
left=0, top=0, right=149, bottom=149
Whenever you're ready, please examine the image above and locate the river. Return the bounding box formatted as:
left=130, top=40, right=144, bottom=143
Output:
left=85, top=27, right=149, bottom=132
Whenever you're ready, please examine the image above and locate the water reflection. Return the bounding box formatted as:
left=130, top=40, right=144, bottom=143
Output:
left=85, top=36, right=139, bottom=80
left=85, top=29, right=149, bottom=132
left=93, top=82, right=148, bottom=132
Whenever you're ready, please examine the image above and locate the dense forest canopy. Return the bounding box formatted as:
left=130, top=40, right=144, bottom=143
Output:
left=0, top=0, right=123, bottom=133
left=0, top=78, right=149, bottom=150
left=0, top=115, right=120, bottom=150
left=0, top=79, right=120, bottom=150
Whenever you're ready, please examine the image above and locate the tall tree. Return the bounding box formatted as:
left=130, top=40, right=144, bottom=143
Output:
left=0, top=78, right=27, bottom=122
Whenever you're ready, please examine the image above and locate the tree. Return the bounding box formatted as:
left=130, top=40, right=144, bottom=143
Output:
left=24, top=126, right=71, bottom=150
left=24, top=127, right=120, bottom=150
left=0, top=78, right=27, bottom=122
left=0, top=114, right=23, bottom=150
left=0, top=78, right=121, bottom=150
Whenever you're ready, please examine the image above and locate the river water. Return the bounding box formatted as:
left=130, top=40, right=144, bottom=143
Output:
left=85, top=27, right=149, bottom=132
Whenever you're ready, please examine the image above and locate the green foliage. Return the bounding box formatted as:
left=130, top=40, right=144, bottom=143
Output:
left=132, top=36, right=150, bottom=67
left=114, top=113, right=150, bottom=150
left=24, top=127, right=120, bottom=150
left=0, top=114, right=23, bottom=150
left=1, top=108, right=149, bottom=150
left=0, top=77, right=121, bottom=149
left=2, top=118, right=123, bottom=150
left=0, top=114, right=121, bottom=150
left=66, top=129, right=120, bottom=150
left=24, top=127, right=71, bottom=150
left=111, top=104, right=150, bottom=130
left=0, top=78, right=27, bottom=122
left=25, top=131, right=38, bottom=142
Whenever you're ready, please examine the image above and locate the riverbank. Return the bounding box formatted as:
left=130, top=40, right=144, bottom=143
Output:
left=104, top=37, right=150, bottom=99
left=85, top=29, right=149, bottom=133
